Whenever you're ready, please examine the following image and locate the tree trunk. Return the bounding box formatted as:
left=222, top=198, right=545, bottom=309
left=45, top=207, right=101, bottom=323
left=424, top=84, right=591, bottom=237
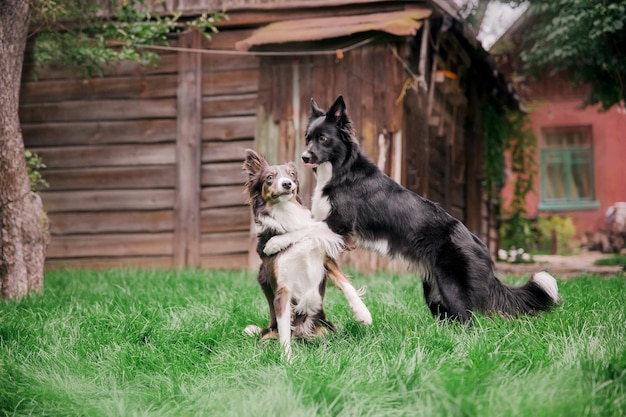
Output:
left=0, top=1, right=50, bottom=299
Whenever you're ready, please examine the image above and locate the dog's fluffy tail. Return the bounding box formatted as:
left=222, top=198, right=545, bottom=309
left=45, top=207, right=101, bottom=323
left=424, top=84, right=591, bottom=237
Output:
left=491, top=271, right=560, bottom=315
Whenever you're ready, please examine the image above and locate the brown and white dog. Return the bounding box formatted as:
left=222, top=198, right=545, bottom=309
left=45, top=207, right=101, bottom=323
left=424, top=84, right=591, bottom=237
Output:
left=243, top=149, right=371, bottom=359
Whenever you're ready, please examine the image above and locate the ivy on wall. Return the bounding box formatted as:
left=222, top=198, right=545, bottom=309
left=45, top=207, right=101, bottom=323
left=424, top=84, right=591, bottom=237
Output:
left=483, top=103, right=537, bottom=250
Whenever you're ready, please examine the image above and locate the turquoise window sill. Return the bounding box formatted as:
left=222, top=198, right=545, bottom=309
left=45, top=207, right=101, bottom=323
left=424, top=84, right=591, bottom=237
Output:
left=538, top=200, right=600, bottom=211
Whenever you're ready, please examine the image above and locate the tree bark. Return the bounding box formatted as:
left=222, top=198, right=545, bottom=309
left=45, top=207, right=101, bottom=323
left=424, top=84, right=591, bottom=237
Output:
left=0, top=1, right=50, bottom=299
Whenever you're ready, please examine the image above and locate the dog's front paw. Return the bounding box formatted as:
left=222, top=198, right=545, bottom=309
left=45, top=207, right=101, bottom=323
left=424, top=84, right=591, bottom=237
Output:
left=354, top=306, right=373, bottom=325
left=263, top=235, right=292, bottom=255
left=264, top=235, right=292, bottom=255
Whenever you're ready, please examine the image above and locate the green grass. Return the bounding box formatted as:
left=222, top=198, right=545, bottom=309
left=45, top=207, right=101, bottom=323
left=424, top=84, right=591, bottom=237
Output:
left=594, top=253, right=626, bottom=267
left=1, top=269, right=625, bottom=417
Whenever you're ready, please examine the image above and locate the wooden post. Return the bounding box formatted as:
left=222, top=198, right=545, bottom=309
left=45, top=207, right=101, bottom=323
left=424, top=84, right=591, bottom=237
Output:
left=174, top=30, right=202, bottom=268
left=550, top=229, right=558, bottom=255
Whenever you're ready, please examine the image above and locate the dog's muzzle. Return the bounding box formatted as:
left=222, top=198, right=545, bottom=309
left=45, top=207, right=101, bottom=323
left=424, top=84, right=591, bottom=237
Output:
left=302, top=151, right=318, bottom=168
left=279, top=178, right=294, bottom=191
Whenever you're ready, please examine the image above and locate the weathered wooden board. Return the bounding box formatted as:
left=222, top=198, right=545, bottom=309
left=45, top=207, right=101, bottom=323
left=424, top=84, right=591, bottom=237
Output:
left=44, top=166, right=176, bottom=191
left=47, top=232, right=174, bottom=258
left=200, top=231, right=250, bottom=255
left=202, top=116, right=256, bottom=141
left=41, top=189, right=175, bottom=212
left=200, top=206, right=250, bottom=233
left=20, top=99, right=177, bottom=123
left=22, top=120, right=177, bottom=147
left=201, top=162, right=245, bottom=186
left=22, top=52, right=178, bottom=82
left=20, top=74, right=178, bottom=103
left=202, top=94, right=257, bottom=117
left=202, top=69, right=259, bottom=96
left=201, top=54, right=259, bottom=72
left=200, top=186, right=247, bottom=209
left=199, top=253, right=249, bottom=270
left=31, top=143, right=176, bottom=168
left=49, top=210, right=173, bottom=235
left=202, top=138, right=253, bottom=162
left=44, top=256, right=174, bottom=270
left=201, top=28, right=255, bottom=49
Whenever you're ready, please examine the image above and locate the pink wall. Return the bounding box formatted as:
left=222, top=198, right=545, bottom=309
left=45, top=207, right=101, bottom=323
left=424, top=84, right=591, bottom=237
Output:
left=502, top=98, right=626, bottom=236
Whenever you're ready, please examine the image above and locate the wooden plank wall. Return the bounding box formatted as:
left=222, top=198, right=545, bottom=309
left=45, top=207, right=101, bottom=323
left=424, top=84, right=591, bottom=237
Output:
left=20, top=29, right=257, bottom=270
left=198, top=30, right=258, bottom=269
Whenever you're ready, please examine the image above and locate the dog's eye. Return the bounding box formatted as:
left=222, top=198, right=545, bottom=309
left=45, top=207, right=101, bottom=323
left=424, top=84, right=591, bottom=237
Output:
left=266, top=174, right=273, bottom=181
left=290, top=171, right=296, bottom=178
left=319, top=136, right=327, bottom=143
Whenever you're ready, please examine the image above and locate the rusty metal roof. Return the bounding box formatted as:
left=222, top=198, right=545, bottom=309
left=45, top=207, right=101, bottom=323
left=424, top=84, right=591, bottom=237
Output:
left=235, top=8, right=432, bottom=51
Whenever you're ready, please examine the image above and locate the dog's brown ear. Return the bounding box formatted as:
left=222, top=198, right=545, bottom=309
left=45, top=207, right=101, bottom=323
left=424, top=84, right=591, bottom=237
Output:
left=326, top=95, right=348, bottom=127
left=286, top=161, right=299, bottom=193
left=310, top=98, right=325, bottom=118
left=243, top=149, right=267, bottom=177
left=287, top=161, right=298, bottom=176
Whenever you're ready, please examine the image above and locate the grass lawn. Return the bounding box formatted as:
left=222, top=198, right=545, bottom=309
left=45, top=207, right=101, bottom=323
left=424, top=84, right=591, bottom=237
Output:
left=595, top=254, right=626, bottom=267
left=1, top=269, right=625, bottom=417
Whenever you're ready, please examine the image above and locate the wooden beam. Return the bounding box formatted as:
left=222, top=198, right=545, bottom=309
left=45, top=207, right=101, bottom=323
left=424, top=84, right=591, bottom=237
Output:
left=174, top=30, right=203, bottom=268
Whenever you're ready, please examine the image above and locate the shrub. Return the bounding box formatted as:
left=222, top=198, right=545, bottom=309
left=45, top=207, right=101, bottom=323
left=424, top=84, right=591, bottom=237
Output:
left=25, top=150, right=49, bottom=192
left=536, top=215, right=577, bottom=255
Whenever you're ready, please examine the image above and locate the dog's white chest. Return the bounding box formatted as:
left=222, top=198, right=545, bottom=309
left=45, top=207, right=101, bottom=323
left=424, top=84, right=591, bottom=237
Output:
left=311, top=162, right=333, bottom=221
left=260, top=202, right=313, bottom=234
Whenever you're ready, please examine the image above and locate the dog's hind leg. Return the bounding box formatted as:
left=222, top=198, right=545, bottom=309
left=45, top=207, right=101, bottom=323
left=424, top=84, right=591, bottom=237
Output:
left=325, top=258, right=372, bottom=325
left=274, top=286, right=292, bottom=361
left=434, top=274, right=472, bottom=323
left=257, top=263, right=278, bottom=332
left=438, top=281, right=472, bottom=323
left=422, top=281, right=444, bottom=319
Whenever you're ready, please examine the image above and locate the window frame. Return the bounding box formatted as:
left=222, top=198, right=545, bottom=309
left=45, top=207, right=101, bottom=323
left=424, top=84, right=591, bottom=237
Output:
left=538, top=125, right=599, bottom=211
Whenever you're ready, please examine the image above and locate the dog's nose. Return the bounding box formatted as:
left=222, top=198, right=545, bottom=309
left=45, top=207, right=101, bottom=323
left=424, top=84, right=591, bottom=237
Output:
left=302, top=152, right=311, bottom=163
left=281, top=179, right=294, bottom=190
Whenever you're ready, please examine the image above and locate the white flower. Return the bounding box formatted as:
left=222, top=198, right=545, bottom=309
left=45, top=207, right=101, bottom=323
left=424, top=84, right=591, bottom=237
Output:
left=521, top=253, right=531, bottom=262
left=498, top=249, right=508, bottom=260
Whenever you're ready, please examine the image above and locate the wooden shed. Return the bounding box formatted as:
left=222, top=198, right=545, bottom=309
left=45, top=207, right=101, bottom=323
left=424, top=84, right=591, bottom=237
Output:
left=20, top=0, right=516, bottom=271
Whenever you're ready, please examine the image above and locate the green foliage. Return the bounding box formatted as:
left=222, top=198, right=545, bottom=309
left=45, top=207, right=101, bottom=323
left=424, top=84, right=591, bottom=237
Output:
left=523, top=0, right=626, bottom=110
left=482, top=103, right=508, bottom=197
left=1, top=269, right=625, bottom=416
left=498, top=111, right=537, bottom=251
left=594, top=253, right=626, bottom=266
left=536, top=215, right=577, bottom=255
left=30, top=0, right=227, bottom=77
left=483, top=104, right=537, bottom=251
left=25, top=150, right=49, bottom=192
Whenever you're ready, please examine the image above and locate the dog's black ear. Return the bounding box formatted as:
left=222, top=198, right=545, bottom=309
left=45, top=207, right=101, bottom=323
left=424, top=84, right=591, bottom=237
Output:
left=310, top=98, right=325, bottom=118
left=243, top=149, right=267, bottom=177
left=326, top=95, right=348, bottom=127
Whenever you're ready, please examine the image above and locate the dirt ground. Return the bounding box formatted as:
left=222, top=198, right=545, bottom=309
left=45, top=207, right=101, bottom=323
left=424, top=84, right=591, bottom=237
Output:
left=495, top=251, right=624, bottom=278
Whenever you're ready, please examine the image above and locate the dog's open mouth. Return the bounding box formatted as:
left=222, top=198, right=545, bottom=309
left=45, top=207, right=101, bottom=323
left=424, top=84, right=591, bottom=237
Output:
left=271, top=192, right=293, bottom=201
left=303, top=163, right=318, bottom=168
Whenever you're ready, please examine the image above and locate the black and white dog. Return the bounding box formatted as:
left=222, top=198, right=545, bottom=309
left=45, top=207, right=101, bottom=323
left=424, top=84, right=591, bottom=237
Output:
left=243, top=149, right=371, bottom=359
left=266, top=96, right=560, bottom=323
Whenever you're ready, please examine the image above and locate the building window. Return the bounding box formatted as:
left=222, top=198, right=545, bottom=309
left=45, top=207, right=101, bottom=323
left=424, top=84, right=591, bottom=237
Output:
left=539, top=126, right=599, bottom=210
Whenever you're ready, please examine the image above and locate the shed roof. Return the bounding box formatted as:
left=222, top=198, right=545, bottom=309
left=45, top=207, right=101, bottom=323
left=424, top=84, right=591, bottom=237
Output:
left=235, top=8, right=432, bottom=51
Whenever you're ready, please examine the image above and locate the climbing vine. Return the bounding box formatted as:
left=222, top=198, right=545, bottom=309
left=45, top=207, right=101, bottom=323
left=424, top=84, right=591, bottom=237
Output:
left=483, top=103, right=537, bottom=250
